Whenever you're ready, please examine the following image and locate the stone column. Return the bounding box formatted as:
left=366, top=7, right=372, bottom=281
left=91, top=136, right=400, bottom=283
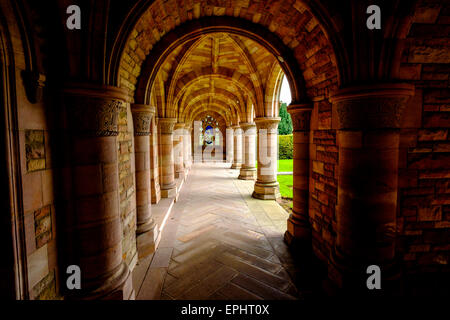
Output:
left=239, top=122, right=257, bottom=180
left=173, top=123, right=185, bottom=179
left=158, top=118, right=177, bottom=198
left=183, top=124, right=191, bottom=170
left=328, top=83, right=414, bottom=291
left=253, top=117, right=281, bottom=200
left=131, top=104, right=157, bottom=259
left=284, top=103, right=313, bottom=249
left=226, top=126, right=234, bottom=163
left=150, top=117, right=161, bottom=204
left=231, top=125, right=242, bottom=169
left=63, top=84, right=133, bottom=300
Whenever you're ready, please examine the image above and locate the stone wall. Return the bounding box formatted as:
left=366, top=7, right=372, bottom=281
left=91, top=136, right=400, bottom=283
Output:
left=17, top=70, right=60, bottom=300
left=308, top=94, right=339, bottom=262
left=395, top=1, right=450, bottom=274
left=118, top=103, right=138, bottom=270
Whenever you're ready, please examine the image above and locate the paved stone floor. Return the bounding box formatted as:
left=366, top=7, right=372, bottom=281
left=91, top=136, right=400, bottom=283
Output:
left=133, top=162, right=308, bottom=300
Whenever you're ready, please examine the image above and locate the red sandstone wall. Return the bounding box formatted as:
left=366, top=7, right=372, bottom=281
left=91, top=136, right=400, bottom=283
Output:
left=395, top=2, right=450, bottom=273
left=14, top=62, right=60, bottom=299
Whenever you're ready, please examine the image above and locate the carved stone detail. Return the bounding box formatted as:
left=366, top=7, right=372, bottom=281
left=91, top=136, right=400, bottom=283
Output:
left=240, top=122, right=256, bottom=135
left=254, top=117, right=281, bottom=131
left=66, top=97, right=122, bottom=137
left=335, top=97, right=410, bottom=130
left=330, top=83, right=415, bottom=130
left=131, top=104, right=155, bottom=136
left=158, top=118, right=177, bottom=134
left=287, top=103, right=313, bottom=132
left=22, top=70, right=46, bottom=104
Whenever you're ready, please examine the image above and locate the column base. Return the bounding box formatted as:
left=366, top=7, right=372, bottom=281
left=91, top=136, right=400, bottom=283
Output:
left=68, top=262, right=134, bottom=300
left=151, top=184, right=161, bottom=204
left=175, top=170, right=185, bottom=179
left=161, top=182, right=177, bottom=198
left=231, top=163, right=242, bottom=169
left=238, top=167, right=256, bottom=180
left=136, top=220, right=158, bottom=260
left=252, top=181, right=281, bottom=200
left=327, top=248, right=403, bottom=295
left=285, top=214, right=311, bottom=246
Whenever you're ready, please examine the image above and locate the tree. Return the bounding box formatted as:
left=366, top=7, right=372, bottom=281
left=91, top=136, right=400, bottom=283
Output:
left=278, top=102, right=293, bottom=135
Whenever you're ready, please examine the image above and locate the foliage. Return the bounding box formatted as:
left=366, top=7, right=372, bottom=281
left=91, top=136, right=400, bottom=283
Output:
left=278, top=103, right=293, bottom=135
left=278, top=134, right=293, bottom=159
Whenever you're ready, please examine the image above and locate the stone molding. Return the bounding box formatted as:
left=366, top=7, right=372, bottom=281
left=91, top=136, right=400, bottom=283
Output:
left=329, top=83, right=415, bottom=130
left=65, top=98, right=122, bottom=137
left=158, top=118, right=177, bottom=134
left=131, top=104, right=156, bottom=136
left=254, top=117, right=281, bottom=130
left=174, top=122, right=185, bottom=130
left=64, top=84, right=131, bottom=137
left=239, top=122, right=257, bottom=135
left=287, top=102, right=313, bottom=132
left=232, top=125, right=242, bottom=134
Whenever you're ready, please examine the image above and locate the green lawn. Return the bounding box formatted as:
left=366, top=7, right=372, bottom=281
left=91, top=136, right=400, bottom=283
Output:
left=277, top=174, right=293, bottom=199
left=253, top=159, right=293, bottom=199
left=254, top=159, right=293, bottom=172
left=278, top=159, right=293, bottom=172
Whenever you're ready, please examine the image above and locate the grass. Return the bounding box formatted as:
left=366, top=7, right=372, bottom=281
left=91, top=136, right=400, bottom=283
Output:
left=277, top=174, right=293, bottom=199
left=254, top=159, right=293, bottom=172
left=278, top=159, right=293, bottom=172
left=253, top=158, right=294, bottom=199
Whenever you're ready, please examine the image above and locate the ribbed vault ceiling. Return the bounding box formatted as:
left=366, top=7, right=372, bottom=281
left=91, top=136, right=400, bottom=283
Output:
left=149, top=32, right=284, bottom=126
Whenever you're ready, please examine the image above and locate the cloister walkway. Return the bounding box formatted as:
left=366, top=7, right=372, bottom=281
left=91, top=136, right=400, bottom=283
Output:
left=132, top=162, right=306, bottom=300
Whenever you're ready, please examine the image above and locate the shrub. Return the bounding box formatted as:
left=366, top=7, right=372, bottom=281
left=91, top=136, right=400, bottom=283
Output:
left=278, top=103, right=293, bottom=135
left=278, top=134, right=293, bottom=159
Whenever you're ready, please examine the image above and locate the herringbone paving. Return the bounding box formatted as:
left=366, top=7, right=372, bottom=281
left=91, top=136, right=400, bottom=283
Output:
left=134, top=162, right=301, bottom=300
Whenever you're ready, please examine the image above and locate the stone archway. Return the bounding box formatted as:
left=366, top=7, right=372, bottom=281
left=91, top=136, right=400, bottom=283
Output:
left=0, top=2, right=28, bottom=299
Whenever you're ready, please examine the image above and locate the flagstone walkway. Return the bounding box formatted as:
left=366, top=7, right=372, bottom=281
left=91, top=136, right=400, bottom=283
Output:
left=133, top=162, right=308, bottom=300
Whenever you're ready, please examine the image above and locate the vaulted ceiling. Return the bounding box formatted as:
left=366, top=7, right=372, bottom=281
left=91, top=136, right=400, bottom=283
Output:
left=147, top=32, right=284, bottom=126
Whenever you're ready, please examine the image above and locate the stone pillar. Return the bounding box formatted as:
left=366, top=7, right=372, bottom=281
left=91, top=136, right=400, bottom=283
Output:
left=63, top=84, right=133, bottom=300
left=158, top=118, right=177, bottom=198
left=328, top=83, right=414, bottom=291
left=226, top=126, right=234, bottom=163
left=173, top=123, right=185, bottom=179
left=183, top=124, right=192, bottom=169
left=284, top=103, right=313, bottom=250
left=131, top=104, right=158, bottom=259
left=231, top=125, right=242, bottom=169
left=253, top=117, right=281, bottom=200
left=150, top=117, right=161, bottom=204
left=239, top=122, right=257, bottom=180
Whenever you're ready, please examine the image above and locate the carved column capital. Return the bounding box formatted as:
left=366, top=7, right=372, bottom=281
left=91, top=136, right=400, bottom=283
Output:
left=240, top=122, right=257, bottom=135
left=131, top=104, right=156, bottom=136
left=287, top=102, right=313, bottom=132
left=329, top=83, right=415, bottom=130
left=158, top=118, right=177, bottom=134
left=63, top=84, right=128, bottom=137
left=174, top=122, right=185, bottom=133
left=184, top=123, right=192, bottom=133
left=232, top=125, right=242, bottom=135
left=254, top=117, right=281, bottom=130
